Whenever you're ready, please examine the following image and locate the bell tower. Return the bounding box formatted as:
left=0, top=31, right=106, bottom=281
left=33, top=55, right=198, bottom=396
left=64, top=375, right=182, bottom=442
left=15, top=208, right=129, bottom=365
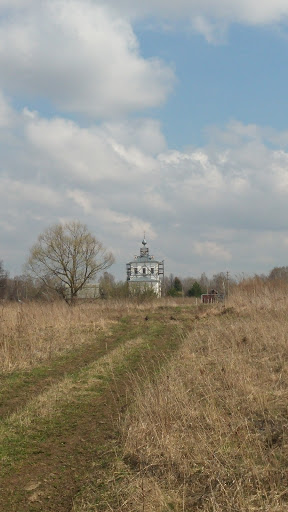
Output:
left=126, top=237, right=164, bottom=297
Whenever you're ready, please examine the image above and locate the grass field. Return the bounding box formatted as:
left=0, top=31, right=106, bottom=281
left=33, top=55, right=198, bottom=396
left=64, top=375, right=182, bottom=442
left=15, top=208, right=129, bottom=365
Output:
left=1, top=286, right=288, bottom=511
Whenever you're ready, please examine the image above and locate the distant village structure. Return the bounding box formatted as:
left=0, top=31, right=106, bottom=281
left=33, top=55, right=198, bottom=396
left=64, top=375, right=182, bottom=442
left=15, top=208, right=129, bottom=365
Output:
left=201, top=289, right=219, bottom=304
left=126, top=237, right=164, bottom=297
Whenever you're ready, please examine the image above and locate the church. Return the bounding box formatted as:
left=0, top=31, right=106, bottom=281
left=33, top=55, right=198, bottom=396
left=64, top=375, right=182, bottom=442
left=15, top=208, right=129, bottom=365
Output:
left=126, top=237, right=164, bottom=297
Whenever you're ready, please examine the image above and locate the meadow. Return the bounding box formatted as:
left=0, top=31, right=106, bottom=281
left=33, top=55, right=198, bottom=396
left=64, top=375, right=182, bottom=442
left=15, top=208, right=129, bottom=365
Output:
left=1, top=281, right=288, bottom=511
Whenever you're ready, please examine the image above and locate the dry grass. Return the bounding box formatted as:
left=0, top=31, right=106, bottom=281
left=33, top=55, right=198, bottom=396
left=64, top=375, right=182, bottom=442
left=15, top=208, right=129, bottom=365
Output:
left=0, top=299, right=147, bottom=373
left=0, top=297, right=195, bottom=374
left=0, top=301, right=104, bottom=372
left=117, top=285, right=288, bottom=511
left=3, top=285, right=288, bottom=510
left=1, top=335, right=146, bottom=438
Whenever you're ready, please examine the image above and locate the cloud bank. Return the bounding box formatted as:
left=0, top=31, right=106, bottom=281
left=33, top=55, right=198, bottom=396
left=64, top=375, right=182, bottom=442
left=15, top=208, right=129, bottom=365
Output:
left=1, top=0, right=288, bottom=278
left=1, top=89, right=288, bottom=277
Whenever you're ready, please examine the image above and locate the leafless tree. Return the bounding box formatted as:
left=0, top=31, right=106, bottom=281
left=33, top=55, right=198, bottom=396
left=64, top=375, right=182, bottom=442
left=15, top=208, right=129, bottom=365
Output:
left=0, top=260, right=8, bottom=299
left=26, top=221, right=114, bottom=303
left=268, top=266, right=288, bottom=281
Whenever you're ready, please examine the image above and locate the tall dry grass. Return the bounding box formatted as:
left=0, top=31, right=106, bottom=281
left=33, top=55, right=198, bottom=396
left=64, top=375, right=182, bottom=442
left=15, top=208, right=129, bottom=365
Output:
left=0, top=299, right=143, bottom=373
left=0, top=296, right=190, bottom=374
left=118, top=283, right=288, bottom=511
left=0, top=301, right=102, bottom=373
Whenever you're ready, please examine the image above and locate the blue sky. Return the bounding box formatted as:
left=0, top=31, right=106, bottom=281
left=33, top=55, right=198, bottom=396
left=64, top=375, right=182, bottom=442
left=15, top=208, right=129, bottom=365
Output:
left=1, top=0, right=288, bottom=281
left=137, top=23, right=288, bottom=148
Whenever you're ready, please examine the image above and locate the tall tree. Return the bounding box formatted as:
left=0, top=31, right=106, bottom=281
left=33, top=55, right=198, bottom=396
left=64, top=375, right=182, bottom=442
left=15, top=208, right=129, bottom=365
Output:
left=199, top=272, right=209, bottom=293
left=211, top=272, right=227, bottom=293
left=268, top=266, right=288, bottom=281
left=99, top=272, right=116, bottom=298
left=0, top=260, right=8, bottom=299
left=173, top=276, right=182, bottom=292
left=187, top=281, right=202, bottom=297
left=26, top=221, right=114, bottom=303
left=167, top=276, right=183, bottom=296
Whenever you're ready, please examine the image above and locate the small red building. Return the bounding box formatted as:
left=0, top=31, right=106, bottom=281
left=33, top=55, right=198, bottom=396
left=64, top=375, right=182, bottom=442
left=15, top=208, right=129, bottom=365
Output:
left=201, top=289, right=218, bottom=304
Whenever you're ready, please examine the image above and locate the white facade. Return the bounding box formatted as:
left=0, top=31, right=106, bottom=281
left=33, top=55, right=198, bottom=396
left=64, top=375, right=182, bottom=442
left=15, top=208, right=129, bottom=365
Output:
left=126, top=238, right=164, bottom=297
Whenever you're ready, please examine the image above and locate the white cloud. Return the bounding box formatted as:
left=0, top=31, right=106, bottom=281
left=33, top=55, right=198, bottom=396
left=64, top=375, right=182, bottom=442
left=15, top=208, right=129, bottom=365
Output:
left=102, top=119, right=167, bottom=155
left=24, top=114, right=157, bottom=182
left=97, top=0, right=288, bottom=42
left=191, top=15, right=227, bottom=44
left=2, top=1, right=288, bottom=278
left=94, top=208, right=157, bottom=241
left=143, top=189, right=174, bottom=212
left=0, top=177, right=61, bottom=206
left=1, top=92, right=288, bottom=278
left=194, top=241, right=232, bottom=261
left=0, top=0, right=174, bottom=117
left=0, top=220, right=16, bottom=232
left=67, top=189, right=94, bottom=214
left=0, top=91, right=14, bottom=127
left=271, top=151, right=288, bottom=193
left=103, top=0, right=288, bottom=26
left=0, top=0, right=36, bottom=6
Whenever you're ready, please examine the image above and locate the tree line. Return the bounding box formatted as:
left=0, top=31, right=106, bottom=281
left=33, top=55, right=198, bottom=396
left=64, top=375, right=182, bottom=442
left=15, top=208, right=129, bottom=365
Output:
left=1, top=220, right=288, bottom=303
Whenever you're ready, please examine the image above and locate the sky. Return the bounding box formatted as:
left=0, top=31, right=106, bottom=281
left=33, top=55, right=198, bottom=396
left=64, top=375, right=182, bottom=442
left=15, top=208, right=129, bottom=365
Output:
left=1, top=0, right=288, bottom=281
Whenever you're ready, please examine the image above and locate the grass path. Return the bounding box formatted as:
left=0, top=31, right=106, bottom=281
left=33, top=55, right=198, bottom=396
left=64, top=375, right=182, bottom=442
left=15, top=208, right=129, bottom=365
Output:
left=0, top=318, right=144, bottom=419
left=0, top=304, right=199, bottom=511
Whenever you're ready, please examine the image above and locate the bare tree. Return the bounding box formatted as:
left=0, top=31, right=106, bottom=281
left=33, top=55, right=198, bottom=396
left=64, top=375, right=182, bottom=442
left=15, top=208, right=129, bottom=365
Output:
left=268, top=266, right=288, bottom=281
left=0, top=260, right=8, bottom=299
left=99, top=271, right=116, bottom=298
left=26, top=221, right=114, bottom=303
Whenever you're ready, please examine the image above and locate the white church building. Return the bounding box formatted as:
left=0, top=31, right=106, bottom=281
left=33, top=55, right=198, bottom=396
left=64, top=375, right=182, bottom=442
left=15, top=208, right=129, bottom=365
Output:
left=126, top=237, right=164, bottom=297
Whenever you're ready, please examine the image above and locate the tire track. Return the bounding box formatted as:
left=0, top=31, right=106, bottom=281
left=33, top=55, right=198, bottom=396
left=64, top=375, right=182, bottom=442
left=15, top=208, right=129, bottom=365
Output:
left=0, top=317, right=185, bottom=512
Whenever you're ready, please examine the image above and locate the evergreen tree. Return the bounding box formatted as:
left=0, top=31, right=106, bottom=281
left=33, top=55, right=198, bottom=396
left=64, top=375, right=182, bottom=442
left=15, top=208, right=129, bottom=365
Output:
left=187, top=281, right=202, bottom=297
left=173, top=277, right=182, bottom=292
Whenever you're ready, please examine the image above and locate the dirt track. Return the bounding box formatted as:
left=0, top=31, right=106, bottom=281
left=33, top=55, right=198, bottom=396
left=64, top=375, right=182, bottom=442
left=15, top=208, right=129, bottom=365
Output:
left=0, top=307, right=195, bottom=511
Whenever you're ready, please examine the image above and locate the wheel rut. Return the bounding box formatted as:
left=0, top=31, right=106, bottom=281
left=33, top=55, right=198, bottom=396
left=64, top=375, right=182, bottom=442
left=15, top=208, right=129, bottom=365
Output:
left=0, top=324, right=138, bottom=419
left=0, top=316, right=186, bottom=512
